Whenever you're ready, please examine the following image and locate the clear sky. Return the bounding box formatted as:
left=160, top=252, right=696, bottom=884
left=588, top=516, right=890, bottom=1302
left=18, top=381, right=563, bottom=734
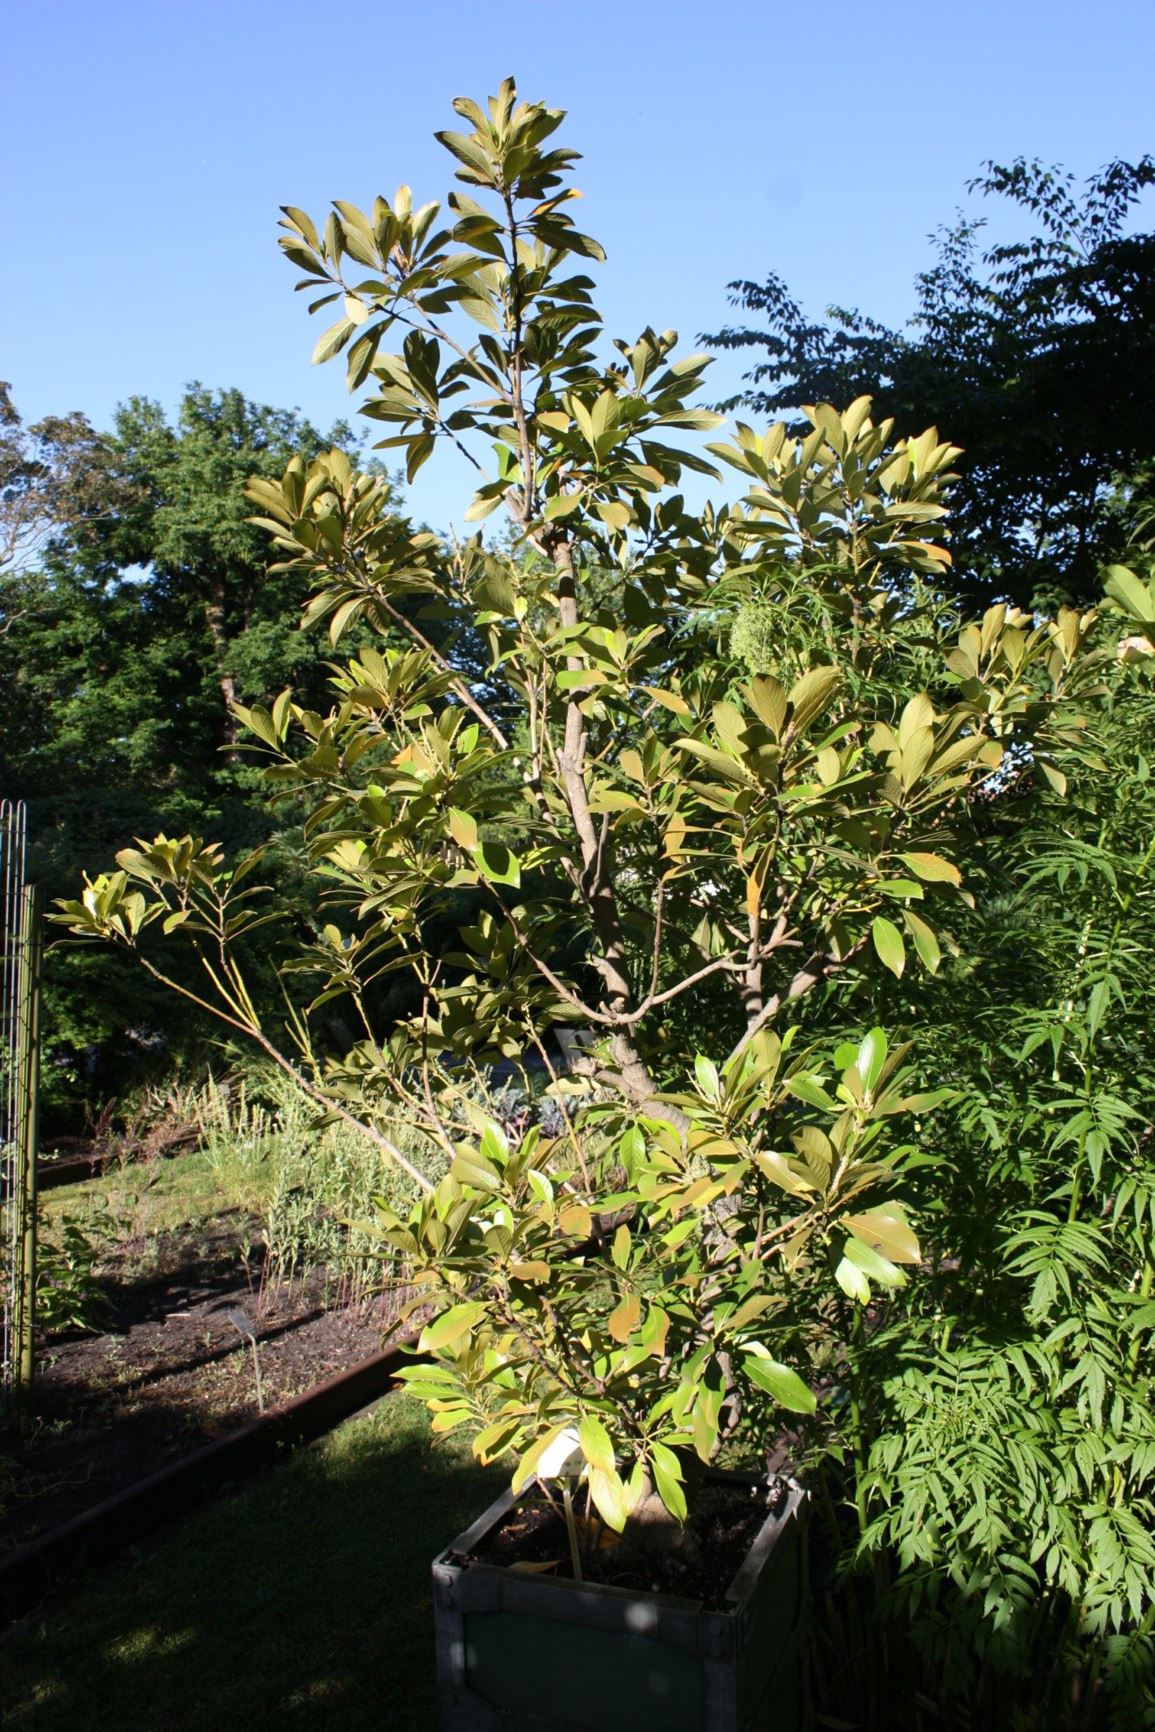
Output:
left=3, top=0, right=1153, bottom=532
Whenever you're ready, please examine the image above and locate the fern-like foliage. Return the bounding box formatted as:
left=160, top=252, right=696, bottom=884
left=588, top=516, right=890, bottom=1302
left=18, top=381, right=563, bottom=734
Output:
left=807, top=660, right=1155, bottom=1728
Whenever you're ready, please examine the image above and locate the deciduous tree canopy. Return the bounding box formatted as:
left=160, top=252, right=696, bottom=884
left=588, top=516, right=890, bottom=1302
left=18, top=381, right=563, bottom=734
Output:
left=703, top=157, right=1155, bottom=609
left=0, top=385, right=387, bottom=1107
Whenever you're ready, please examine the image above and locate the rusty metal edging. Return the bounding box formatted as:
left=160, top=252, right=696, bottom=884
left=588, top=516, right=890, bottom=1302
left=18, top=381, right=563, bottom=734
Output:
left=35, top=1148, right=122, bottom=1191
left=0, top=1330, right=421, bottom=1628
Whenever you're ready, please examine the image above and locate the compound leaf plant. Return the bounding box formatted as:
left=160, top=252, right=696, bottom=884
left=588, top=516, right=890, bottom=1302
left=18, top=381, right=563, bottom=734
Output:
left=56, top=84, right=1109, bottom=1548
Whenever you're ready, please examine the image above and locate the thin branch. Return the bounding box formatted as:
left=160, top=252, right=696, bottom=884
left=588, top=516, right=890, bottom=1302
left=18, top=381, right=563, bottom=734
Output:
left=131, top=950, right=435, bottom=1193
left=527, top=1027, right=592, bottom=1191
left=648, top=878, right=665, bottom=1004
left=371, top=589, right=509, bottom=749
left=632, top=952, right=742, bottom=1019
left=726, top=937, right=869, bottom=1067
left=492, top=896, right=608, bottom=1024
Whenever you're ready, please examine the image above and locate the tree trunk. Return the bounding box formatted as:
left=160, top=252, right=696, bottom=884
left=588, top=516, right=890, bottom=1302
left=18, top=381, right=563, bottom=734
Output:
left=203, top=583, right=239, bottom=758
left=548, top=533, right=660, bottom=1109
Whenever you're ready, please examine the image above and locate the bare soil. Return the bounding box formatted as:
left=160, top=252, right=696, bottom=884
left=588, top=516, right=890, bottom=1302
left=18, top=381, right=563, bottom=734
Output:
left=0, top=1212, right=406, bottom=1554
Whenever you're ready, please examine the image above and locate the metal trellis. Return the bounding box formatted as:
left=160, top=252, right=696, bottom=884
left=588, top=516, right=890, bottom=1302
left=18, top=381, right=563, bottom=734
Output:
left=1, top=799, right=43, bottom=1426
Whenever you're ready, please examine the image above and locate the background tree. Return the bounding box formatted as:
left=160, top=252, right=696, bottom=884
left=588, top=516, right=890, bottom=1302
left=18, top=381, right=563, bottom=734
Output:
left=703, top=157, right=1155, bottom=609
left=0, top=385, right=397, bottom=1117
left=0, top=382, right=132, bottom=620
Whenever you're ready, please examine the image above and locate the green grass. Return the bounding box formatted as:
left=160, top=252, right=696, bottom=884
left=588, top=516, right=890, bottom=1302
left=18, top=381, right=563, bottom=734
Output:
left=40, top=1148, right=243, bottom=1244
left=0, top=1397, right=501, bottom=1731
left=39, top=1071, right=434, bottom=1297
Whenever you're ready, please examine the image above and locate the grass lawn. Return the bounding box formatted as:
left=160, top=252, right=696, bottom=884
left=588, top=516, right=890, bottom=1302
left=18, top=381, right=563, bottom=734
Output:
left=0, top=1395, right=501, bottom=1731
left=39, top=1147, right=247, bottom=1245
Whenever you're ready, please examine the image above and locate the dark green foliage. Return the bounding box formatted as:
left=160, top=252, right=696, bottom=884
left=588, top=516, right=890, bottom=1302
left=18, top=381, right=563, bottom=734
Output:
left=0, top=386, right=392, bottom=1118
left=704, top=157, right=1155, bottom=609
left=800, top=644, right=1155, bottom=1727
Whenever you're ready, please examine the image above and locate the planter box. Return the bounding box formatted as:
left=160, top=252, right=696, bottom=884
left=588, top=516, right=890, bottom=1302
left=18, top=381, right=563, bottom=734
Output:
left=432, top=1476, right=807, bottom=1732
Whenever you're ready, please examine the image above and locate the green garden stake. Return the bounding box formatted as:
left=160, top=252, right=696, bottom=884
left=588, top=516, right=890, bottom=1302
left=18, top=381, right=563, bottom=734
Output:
left=15, top=882, right=44, bottom=1429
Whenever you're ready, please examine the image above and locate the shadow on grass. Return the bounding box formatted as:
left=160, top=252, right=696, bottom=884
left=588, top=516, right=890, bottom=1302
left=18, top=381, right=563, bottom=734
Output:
left=0, top=1396, right=501, bottom=1732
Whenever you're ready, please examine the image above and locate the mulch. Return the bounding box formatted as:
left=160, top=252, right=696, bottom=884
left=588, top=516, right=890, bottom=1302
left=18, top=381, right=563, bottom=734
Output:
left=0, top=1214, right=407, bottom=1554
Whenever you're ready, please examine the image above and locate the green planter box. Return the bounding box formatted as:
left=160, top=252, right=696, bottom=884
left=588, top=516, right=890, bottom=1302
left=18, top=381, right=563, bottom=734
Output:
left=432, top=1477, right=808, bottom=1732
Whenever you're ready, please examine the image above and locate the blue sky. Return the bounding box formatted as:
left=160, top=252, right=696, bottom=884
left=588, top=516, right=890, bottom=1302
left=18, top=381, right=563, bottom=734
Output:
left=3, top=0, right=1153, bottom=532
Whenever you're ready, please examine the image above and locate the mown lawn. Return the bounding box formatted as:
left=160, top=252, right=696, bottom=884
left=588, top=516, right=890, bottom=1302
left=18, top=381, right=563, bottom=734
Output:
left=0, top=1396, right=500, bottom=1731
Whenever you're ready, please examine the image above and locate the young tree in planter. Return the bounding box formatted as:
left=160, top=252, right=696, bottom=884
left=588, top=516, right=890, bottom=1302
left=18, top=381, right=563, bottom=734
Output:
left=54, top=83, right=1106, bottom=1536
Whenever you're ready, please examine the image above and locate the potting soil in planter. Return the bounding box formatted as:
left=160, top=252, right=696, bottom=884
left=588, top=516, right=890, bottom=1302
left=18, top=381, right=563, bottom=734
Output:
left=433, top=1474, right=807, bottom=1732
left=466, top=1478, right=784, bottom=1609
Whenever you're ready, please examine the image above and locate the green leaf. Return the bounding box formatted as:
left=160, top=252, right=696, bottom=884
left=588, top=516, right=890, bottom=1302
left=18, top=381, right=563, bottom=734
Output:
left=586, top=1464, right=631, bottom=1533
left=787, top=666, right=840, bottom=735
left=842, top=1235, right=906, bottom=1289
left=447, top=808, right=479, bottom=849
left=479, top=1120, right=509, bottom=1167
left=558, top=1202, right=592, bottom=1238
left=750, top=1150, right=817, bottom=1196
left=607, top=1292, right=641, bottom=1342
left=783, top=1073, right=837, bottom=1110
left=312, top=317, right=356, bottom=365
left=871, top=916, right=906, bottom=977
left=464, top=489, right=506, bottom=522
left=641, top=685, right=691, bottom=716
left=856, top=1028, right=887, bottom=1093
left=450, top=1149, right=502, bottom=1191
left=1037, top=759, right=1068, bottom=796
left=675, top=738, right=751, bottom=785
left=578, top=1414, right=616, bottom=1478
left=475, top=841, right=521, bottom=886
left=900, top=851, right=961, bottom=886
left=903, top=908, right=941, bottom=973
left=509, top=1260, right=551, bottom=1284
left=472, top=1417, right=522, bottom=1462
left=1104, top=564, right=1155, bottom=624
left=835, top=1254, right=871, bottom=1304
left=694, top=1054, right=721, bottom=1102
left=420, top=1301, right=485, bottom=1352
left=650, top=1443, right=687, bottom=1522
left=595, top=499, right=631, bottom=532
left=748, top=676, right=788, bottom=736
left=282, top=204, right=320, bottom=250
left=743, top=1352, right=817, bottom=1414
left=844, top=1207, right=921, bottom=1265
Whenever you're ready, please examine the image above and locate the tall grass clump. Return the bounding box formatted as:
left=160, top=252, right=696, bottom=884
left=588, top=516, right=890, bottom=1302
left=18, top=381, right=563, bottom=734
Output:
left=191, top=1066, right=439, bottom=1302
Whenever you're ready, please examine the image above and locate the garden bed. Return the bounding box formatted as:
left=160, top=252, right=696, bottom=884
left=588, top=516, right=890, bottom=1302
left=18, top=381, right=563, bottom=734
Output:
left=2, top=1207, right=407, bottom=1554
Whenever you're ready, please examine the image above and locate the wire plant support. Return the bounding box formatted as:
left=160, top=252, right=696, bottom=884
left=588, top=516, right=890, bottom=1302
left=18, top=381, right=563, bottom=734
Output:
left=1, top=799, right=43, bottom=1430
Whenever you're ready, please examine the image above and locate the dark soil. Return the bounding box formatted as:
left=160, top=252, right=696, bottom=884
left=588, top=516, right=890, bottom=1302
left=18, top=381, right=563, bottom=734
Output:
left=465, top=1477, right=788, bottom=1610
left=0, top=1213, right=407, bottom=1554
